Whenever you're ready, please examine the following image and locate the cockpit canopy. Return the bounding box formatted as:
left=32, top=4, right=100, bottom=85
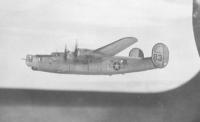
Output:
left=76, top=49, right=92, bottom=56
left=51, top=52, right=61, bottom=56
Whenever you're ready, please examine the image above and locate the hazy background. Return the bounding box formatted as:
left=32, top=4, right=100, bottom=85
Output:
left=0, top=0, right=199, bottom=92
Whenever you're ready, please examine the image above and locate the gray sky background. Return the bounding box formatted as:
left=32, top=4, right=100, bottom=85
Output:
left=0, top=0, right=199, bottom=93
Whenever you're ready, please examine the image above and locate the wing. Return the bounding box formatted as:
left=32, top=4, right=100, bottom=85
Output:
left=94, top=37, right=137, bottom=56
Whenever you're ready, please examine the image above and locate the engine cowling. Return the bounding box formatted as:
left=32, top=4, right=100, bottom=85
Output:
left=129, top=48, right=144, bottom=59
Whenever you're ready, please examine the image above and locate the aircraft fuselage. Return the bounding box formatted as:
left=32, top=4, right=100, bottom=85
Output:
left=26, top=52, right=155, bottom=75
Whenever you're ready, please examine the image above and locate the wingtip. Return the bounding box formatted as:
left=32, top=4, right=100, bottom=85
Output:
left=121, top=37, right=138, bottom=43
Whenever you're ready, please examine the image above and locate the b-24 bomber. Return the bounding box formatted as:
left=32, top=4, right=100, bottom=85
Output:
left=25, top=37, right=169, bottom=75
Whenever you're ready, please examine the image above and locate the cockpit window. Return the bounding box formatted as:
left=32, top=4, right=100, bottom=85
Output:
left=52, top=53, right=60, bottom=56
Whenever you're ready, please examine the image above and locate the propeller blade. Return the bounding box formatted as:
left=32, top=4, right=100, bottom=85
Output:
left=64, top=44, right=68, bottom=61
left=75, top=41, right=78, bottom=51
left=64, top=44, right=67, bottom=53
left=74, top=41, right=78, bottom=57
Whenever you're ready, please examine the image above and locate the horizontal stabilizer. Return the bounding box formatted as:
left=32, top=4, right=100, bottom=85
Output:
left=94, top=37, right=137, bottom=56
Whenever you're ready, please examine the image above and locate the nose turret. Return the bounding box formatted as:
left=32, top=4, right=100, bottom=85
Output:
left=26, top=55, right=40, bottom=71
left=25, top=55, right=34, bottom=67
left=25, top=55, right=39, bottom=71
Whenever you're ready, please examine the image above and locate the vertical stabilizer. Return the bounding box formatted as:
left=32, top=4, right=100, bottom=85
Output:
left=152, top=43, right=169, bottom=68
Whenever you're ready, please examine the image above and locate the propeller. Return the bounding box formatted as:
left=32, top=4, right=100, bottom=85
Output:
left=64, top=44, right=68, bottom=61
left=74, top=41, right=79, bottom=57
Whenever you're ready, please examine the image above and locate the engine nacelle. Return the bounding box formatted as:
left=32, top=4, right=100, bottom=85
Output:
left=129, top=48, right=144, bottom=59
left=152, top=43, right=169, bottom=68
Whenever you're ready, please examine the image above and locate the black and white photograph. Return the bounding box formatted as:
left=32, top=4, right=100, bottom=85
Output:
left=0, top=0, right=200, bottom=121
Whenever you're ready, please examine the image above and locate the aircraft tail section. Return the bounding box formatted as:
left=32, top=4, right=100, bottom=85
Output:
left=151, top=43, right=169, bottom=68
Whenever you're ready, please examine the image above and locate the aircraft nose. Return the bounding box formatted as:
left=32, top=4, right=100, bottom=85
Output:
left=25, top=54, right=34, bottom=67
